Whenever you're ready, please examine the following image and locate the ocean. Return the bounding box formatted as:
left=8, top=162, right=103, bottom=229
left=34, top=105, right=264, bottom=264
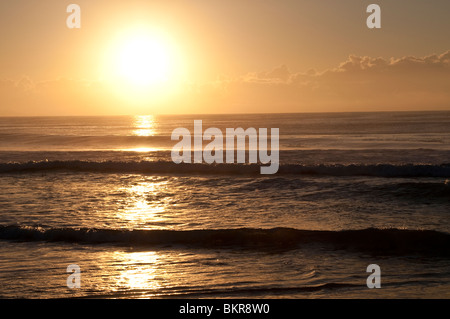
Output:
left=0, top=111, right=449, bottom=298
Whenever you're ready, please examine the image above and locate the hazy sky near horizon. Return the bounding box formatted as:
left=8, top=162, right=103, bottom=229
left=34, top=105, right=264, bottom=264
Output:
left=1, top=0, right=450, bottom=115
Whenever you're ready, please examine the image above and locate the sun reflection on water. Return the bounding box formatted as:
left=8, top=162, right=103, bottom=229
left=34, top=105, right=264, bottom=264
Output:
left=113, top=251, right=162, bottom=296
left=117, top=178, right=171, bottom=229
left=125, top=147, right=158, bottom=152
left=133, top=115, right=155, bottom=137
left=110, top=178, right=173, bottom=296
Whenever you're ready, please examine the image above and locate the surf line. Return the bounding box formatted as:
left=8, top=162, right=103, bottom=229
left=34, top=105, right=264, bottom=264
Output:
left=171, top=120, right=279, bottom=174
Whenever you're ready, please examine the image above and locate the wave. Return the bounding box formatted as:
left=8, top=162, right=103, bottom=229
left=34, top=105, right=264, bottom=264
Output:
left=1, top=225, right=449, bottom=256
left=85, top=282, right=362, bottom=298
left=157, top=283, right=363, bottom=298
left=1, top=160, right=450, bottom=177
left=379, top=181, right=450, bottom=199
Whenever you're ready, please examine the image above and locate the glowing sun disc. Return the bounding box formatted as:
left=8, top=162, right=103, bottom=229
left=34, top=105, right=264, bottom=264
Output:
left=114, top=30, right=173, bottom=88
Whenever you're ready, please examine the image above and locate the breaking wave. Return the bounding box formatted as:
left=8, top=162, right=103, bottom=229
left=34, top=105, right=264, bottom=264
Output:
left=1, top=160, right=450, bottom=177
left=1, top=225, right=449, bottom=256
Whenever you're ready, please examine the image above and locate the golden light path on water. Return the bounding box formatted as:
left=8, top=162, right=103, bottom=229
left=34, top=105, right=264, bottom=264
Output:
left=108, top=178, right=173, bottom=297
left=121, top=115, right=159, bottom=152
left=113, top=251, right=162, bottom=296
left=133, top=115, right=156, bottom=137
left=117, top=179, right=171, bottom=229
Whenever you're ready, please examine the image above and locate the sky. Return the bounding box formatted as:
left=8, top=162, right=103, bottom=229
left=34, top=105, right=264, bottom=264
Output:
left=1, top=0, right=450, bottom=115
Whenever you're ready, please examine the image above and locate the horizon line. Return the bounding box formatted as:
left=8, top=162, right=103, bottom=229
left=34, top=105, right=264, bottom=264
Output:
left=1, top=109, right=450, bottom=118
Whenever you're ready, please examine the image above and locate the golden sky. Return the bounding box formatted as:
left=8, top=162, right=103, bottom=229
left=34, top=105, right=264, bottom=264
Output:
left=1, top=0, right=450, bottom=115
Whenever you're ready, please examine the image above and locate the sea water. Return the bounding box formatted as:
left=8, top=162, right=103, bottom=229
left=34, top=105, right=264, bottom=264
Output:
left=0, top=112, right=449, bottom=298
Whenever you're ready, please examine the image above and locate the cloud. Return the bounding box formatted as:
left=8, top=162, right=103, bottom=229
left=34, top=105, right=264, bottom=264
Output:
left=1, top=50, right=450, bottom=115
left=216, top=50, right=450, bottom=112
left=243, top=64, right=292, bottom=83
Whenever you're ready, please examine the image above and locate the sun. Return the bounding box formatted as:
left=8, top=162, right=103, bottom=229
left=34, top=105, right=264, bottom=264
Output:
left=117, top=34, right=171, bottom=87
left=102, top=26, right=182, bottom=104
